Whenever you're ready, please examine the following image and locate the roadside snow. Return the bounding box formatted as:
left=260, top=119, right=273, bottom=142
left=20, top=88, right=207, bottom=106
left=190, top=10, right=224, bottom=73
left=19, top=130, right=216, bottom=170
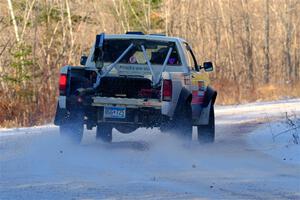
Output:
left=216, top=98, right=300, bottom=125
left=248, top=119, right=300, bottom=165
left=0, top=124, right=55, bottom=137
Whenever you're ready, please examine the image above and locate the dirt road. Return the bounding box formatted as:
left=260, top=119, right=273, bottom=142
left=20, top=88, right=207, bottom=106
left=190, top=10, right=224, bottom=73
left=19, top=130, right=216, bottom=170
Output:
left=1, top=99, right=300, bottom=199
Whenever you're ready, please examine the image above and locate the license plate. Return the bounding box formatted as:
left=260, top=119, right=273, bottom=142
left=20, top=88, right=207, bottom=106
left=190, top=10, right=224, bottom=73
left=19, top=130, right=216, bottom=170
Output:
left=104, top=106, right=126, bottom=119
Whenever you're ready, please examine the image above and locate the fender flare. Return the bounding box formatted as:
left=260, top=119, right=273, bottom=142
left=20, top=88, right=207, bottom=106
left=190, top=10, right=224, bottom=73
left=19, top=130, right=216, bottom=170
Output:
left=173, top=87, right=192, bottom=116
left=203, top=86, right=217, bottom=107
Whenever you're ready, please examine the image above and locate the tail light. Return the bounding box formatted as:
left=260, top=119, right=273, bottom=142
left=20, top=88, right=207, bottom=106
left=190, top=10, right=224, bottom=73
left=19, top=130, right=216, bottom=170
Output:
left=59, top=74, right=67, bottom=95
left=162, top=79, right=172, bottom=101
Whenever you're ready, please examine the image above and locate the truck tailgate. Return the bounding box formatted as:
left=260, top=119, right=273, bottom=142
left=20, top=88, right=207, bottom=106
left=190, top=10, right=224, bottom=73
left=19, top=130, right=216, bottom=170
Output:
left=92, top=97, right=161, bottom=109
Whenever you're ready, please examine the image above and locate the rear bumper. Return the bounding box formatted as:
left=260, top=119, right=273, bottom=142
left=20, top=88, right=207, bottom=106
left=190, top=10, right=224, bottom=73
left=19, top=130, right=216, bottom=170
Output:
left=92, top=97, right=161, bottom=109
left=91, top=97, right=164, bottom=127
left=95, top=107, right=165, bottom=126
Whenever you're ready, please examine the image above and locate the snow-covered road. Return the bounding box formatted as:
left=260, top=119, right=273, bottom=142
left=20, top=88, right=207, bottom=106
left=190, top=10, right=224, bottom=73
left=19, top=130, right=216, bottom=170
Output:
left=1, top=99, right=300, bottom=199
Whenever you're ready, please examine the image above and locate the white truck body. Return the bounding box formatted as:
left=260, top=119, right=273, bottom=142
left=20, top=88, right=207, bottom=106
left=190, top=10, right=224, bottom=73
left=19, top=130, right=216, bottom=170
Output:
left=58, top=34, right=216, bottom=136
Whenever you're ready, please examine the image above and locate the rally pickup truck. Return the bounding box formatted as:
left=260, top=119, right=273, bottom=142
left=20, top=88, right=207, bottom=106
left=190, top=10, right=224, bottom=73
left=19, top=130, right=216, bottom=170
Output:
left=54, top=32, right=217, bottom=143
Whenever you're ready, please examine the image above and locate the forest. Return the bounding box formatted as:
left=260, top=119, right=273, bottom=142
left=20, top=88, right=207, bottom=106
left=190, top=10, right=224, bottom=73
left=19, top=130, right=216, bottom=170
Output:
left=0, top=0, right=299, bottom=127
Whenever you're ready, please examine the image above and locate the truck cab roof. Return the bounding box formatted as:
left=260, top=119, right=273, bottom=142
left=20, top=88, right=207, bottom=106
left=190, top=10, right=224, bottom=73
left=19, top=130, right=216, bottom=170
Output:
left=105, top=33, right=187, bottom=44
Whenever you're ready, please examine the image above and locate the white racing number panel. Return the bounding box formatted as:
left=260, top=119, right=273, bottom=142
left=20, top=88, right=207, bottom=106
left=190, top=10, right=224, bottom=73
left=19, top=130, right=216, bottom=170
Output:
left=104, top=106, right=126, bottom=119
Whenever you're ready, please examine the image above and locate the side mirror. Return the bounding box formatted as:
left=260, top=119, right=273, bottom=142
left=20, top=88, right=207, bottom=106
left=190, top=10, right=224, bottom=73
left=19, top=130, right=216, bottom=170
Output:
left=80, top=55, right=87, bottom=66
left=203, top=61, right=213, bottom=72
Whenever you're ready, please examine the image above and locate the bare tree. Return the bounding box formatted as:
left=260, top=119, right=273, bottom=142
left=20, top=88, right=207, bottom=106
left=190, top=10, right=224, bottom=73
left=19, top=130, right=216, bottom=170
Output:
left=241, top=0, right=254, bottom=85
left=7, top=0, right=19, bottom=43
left=264, top=0, right=270, bottom=84
left=283, top=0, right=293, bottom=82
left=1, top=0, right=300, bottom=127
left=65, top=0, right=74, bottom=63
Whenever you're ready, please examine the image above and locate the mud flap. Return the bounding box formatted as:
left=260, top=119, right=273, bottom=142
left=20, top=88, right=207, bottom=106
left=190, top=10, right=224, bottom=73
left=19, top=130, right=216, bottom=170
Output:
left=195, top=101, right=212, bottom=125
left=194, top=86, right=217, bottom=125
left=203, top=86, right=217, bottom=107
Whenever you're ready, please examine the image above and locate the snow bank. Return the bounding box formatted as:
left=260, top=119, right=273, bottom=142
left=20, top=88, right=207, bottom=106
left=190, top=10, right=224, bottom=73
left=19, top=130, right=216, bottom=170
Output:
left=248, top=119, right=300, bottom=165
left=0, top=124, right=55, bottom=137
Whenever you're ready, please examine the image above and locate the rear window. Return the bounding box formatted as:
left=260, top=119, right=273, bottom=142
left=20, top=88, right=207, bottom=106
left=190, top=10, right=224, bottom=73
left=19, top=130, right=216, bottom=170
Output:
left=102, top=39, right=181, bottom=65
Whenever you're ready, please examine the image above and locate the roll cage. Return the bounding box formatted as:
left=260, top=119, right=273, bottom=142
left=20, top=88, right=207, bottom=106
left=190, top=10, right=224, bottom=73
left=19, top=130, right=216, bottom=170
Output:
left=92, top=33, right=177, bottom=88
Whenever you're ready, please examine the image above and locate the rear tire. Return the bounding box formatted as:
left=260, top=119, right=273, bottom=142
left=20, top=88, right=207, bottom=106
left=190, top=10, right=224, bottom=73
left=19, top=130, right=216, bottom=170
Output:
left=96, top=124, right=112, bottom=143
left=59, top=111, right=84, bottom=144
left=197, top=105, right=215, bottom=143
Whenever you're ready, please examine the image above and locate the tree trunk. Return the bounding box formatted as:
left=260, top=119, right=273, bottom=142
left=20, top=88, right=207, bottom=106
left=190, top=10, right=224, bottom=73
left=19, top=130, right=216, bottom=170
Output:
left=241, top=0, right=254, bottom=85
left=7, top=0, right=20, bottom=43
left=263, top=0, right=270, bottom=84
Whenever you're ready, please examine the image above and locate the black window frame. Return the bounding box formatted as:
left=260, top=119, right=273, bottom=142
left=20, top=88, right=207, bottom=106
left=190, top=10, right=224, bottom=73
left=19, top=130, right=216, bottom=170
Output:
left=183, top=42, right=199, bottom=71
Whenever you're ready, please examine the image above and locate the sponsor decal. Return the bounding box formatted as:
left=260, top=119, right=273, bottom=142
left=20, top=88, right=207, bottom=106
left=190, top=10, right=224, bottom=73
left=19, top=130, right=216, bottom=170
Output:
left=119, top=65, right=148, bottom=71
left=192, top=96, right=204, bottom=104
left=198, top=91, right=205, bottom=97
left=191, top=85, right=198, bottom=90
left=198, top=80, right=206, bottom=91
left=192, top=84, right=206, bottom=104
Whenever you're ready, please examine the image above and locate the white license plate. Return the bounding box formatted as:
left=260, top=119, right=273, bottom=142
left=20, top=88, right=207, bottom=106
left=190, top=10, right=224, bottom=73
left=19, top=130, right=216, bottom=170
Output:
left=104, top=106, right=126, bottom=119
